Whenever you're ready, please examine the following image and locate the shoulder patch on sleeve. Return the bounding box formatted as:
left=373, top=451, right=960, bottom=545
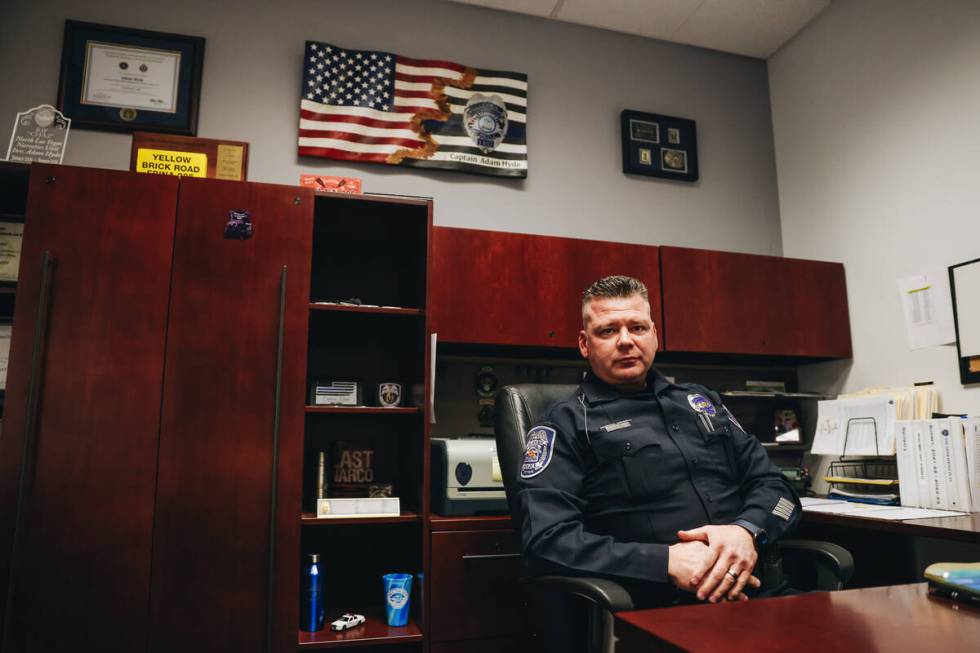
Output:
left=521, top=425, right=557, bottom=479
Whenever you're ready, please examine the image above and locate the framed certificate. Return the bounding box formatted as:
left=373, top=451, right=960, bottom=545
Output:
left=57, top=20, right=205, bottom=135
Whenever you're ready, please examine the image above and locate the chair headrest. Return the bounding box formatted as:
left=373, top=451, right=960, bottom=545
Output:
left=493, top=384, right=579, bottom=521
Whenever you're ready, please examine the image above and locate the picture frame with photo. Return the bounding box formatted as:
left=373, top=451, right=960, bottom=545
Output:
left=621, top=109, right=698, bottom=182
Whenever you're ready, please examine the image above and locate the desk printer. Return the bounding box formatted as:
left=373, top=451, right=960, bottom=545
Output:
left=431, top=437, right=508, bottom=516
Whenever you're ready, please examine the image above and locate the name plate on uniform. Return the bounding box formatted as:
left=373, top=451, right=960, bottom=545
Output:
left=130, top=131, right=249, bottom=180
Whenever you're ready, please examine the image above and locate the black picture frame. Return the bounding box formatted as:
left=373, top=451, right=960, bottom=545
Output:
left=57, top=20, right=205, bottom=135
left=621, top=109, right=699, bottom=182
left=948, top=257, right=980, bottom=385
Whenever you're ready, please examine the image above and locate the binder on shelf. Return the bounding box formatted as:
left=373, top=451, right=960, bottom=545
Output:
left=943, top=418, right=972, bottom=512
left=967, top=418, right=980, bottom=509
left=912, top=420, right=933, bottom=508
left=316, top=496, right=400, bottom=518
left=895, top=421, right=919, bottom=508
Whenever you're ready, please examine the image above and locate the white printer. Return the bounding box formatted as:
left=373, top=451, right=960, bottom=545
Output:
left=431, top=437, right=509, bottom=516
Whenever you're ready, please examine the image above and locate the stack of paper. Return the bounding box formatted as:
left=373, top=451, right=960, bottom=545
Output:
left=811, top=386, right=942, bottom=456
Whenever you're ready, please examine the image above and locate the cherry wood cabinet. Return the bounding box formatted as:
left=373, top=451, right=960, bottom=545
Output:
left=0, top=166, right=315, bottom=653
left=430, top=227, right=662, bottom=349
left=296, top=194, right=431, bottom=651
left=428, top=516, right=525, bottom=650
left=660, top=246, right=852, bottom=358
left=148, top=178, right=313, bottom=653
left=0, top=164, right=180, bottom=652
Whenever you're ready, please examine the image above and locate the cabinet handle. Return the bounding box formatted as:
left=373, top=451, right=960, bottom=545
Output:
left=461, top=553, right=520, bottom=561
left=264, top=265, right=287, bottom=653
left=3, top=251, right=55, bottom=653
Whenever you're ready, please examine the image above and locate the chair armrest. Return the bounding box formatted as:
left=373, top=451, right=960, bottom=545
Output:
left=520, top=576, right=634, bottom=612
left=779, top=539, right=854, bottom=585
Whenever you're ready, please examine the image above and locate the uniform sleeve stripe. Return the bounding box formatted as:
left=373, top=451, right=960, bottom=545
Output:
left=772, top=497, right=795, bottom=521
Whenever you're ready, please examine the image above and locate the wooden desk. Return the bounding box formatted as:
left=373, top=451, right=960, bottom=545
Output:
left=615, top=583, right=980, bottom=653
left=803, top=509, right=980, bottom=544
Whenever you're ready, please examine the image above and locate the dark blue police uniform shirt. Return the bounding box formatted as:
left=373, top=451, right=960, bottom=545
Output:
left=515, top=369, right=801, bottom=586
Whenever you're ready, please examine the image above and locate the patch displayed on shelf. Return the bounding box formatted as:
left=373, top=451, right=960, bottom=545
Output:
left=223, top=209, right=253, bottom=240
left=687, top=393, right=717, bottom=416
left=520, top=425, right=556, bottom=479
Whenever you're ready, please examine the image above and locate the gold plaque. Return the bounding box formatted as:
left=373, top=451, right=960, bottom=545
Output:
left=216, top=144, right=244, bottom=180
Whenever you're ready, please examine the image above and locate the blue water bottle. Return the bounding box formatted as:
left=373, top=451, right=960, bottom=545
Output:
left=301, top=553, right=325, bottom=632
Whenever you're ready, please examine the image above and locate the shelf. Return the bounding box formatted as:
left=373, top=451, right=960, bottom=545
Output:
left=314, top=190, right=431, bottom=207
left=429, top=514, right=513, bottom=532
left=305, top=406, right=421, bottom=415
left=301, top=511, right=420, bottom=526
left=309, top=303, right=424, bottom=317
left=760, top=443, right=809, bottom=452
left=721, top=391, right=834, bottom=400
left=298, top=607, right=422, bottom=649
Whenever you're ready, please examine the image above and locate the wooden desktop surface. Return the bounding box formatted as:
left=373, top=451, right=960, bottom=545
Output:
left=803, top=507, right=980, bottom=544
left=615, top=583, right=980, bottom=653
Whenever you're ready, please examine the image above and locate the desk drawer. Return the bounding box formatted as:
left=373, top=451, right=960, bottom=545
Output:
left=430, top=529, right=523, bottom=642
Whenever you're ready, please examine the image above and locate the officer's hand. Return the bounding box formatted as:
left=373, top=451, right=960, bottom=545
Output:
left=666, top=540, right=715, bottom=592
left=676, top=525, right=759, bottom=603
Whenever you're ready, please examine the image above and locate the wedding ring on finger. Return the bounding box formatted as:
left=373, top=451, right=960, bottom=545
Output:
left=726, top=567, right=739, bottom=581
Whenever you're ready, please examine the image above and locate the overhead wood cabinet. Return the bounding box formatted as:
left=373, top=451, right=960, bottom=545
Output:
left=430, top=227, right=663, bottom=349
left=659, top=246, right=852, bottom=358
left=0, top=165, right=312, bottom=652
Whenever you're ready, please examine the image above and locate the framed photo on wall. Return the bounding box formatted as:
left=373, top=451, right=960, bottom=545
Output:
left=621, top=109, right=699, bottom=182
left=57, top=20, right=205, bottom=135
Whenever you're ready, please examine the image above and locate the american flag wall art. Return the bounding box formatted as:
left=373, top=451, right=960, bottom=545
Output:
left=298, top=41, right=528, bottom=178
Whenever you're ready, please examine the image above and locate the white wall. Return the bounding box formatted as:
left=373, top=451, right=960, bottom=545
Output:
left=1, top=0, right=782, bottom=254
left=770, top=0, right=980, bottom=414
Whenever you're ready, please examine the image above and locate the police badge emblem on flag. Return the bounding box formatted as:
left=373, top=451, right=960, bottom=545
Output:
left=463, top=94, right=508, bottom=153
left=520, top=426, right=556, bottom=478
left=378, top=382, right=403, bottom=408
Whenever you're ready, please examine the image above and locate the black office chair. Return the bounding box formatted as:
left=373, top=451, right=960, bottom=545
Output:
left=495, top=384, right=854, bottom=653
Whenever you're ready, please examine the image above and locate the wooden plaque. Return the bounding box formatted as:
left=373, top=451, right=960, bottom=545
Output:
left=130, top=131, right=249, bottom=180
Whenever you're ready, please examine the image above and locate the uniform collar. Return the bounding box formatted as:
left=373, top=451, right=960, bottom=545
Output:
left=580, top=368, right=676, bottom=404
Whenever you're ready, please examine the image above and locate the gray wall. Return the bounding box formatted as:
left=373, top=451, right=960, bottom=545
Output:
left=770, top=0, right=980, bottom=415
left=2, top=0, right=782, bottom=254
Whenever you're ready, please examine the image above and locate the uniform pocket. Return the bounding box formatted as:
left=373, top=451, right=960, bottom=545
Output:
left=586, top=429, right=662, bottom=500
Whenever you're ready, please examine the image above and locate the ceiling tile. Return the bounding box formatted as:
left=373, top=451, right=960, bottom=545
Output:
left=557, top=0, right=700, bottom=41
left=668, top=0, right=831, bottom=58
left=449, top=0, right=560, bottom=17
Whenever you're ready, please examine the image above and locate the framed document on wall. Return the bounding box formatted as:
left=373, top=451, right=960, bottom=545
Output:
left=621, top=109, right=699, bottom=182
left=57, top=20, right=205, bottom=135
left=949, top=257, right=980, bottom=385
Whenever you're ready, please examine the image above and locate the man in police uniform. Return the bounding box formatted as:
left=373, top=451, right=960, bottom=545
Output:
left=516, top=275, right=801, bottom=608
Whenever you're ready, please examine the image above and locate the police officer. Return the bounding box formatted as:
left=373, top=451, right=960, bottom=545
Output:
left=516, top=275, right=801, bottom=607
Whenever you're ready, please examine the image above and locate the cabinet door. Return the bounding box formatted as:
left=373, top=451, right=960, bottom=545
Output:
left=430, top=227, right=662, bottom=348
left=148, top=179, right=312, bottom=653
left=430, top=529, right=523, bottom=642
left=0, top=164, right=178, bottom=651
left=660, top=246, right=852, bottom=358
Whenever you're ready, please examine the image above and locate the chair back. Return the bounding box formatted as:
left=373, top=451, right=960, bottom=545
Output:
left=494, top=384, right=579, bottom=522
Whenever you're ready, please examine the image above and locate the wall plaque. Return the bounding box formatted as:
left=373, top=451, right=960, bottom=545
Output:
left=130, top=131, right=248, bottom=180
left=621, top=109, right=698, bottom=182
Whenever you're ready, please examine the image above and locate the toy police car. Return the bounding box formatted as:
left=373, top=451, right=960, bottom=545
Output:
left=330, top=613, right=366, bottom=631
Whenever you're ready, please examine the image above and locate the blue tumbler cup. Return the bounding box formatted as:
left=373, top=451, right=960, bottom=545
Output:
left=382, top=573, right=412, bottom=626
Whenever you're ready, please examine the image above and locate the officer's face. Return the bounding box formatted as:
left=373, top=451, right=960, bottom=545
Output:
left=579, top=294, right=657, bottom=391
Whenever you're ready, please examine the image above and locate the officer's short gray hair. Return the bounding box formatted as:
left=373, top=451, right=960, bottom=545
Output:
left=581, top=276, right=649, bottom=323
